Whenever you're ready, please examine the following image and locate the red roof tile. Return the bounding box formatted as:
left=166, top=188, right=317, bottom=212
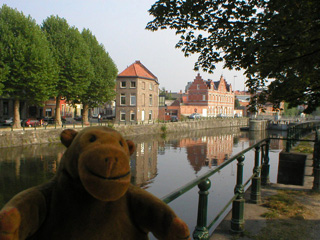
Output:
left=118, top=60, right=158, bottom=82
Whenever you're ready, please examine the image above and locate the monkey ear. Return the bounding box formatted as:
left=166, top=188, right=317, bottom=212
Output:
left=60, top=129, right=78, bottom=147
left=126, top=140, right=136, bottom=155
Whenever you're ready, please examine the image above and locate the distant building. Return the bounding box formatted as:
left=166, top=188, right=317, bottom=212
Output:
left=180, top=74, right=235, bottom=117
left=116, top=61, right=159, bottom=123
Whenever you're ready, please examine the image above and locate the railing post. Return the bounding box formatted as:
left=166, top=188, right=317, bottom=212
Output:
left=193, top=178, right=211, bottom=240
left=261, top=139, right=270, bottom=186
left=250, top=146, right=261, bottom=203
left=286, top=128, right=291, bottom=152
left=231, top=155, right=245, bottom=233
left=313, top=130, right=320, bottom=191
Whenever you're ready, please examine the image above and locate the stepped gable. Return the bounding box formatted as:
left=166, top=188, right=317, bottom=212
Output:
left=118, top=60, right=158, bottom=83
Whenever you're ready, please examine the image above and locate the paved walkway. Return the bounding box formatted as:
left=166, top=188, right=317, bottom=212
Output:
left=210, top=140, right=320, bottom=240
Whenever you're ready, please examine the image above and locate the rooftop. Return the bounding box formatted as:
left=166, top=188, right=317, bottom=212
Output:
left=118, top=60, right=158, bottom=83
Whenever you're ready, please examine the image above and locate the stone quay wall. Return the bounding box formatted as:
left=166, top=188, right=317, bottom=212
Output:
left=0, top=118, right=249, bottom=148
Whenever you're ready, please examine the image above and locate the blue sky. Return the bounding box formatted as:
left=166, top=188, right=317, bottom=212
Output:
left=2, top=0, right=246, bottom=92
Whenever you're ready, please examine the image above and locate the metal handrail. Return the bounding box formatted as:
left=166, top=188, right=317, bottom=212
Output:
left=160, top=121, right=320, bottom=240
left=161, top=139, right=266, bottom=204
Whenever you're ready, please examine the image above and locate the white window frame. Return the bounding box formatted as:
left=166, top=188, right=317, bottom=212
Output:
left=120, top=111, right=126, bottom=121
left=149, top=94, right=153, bottom=106
left=130, top=111, right=135, bottom=121
left=120, top=93, right=126, bottom=105
left=130, top=81, right=136, bottom=88
left=130, top=94, right=136, bottom=106
left=120, top=81, right=126, bottom=88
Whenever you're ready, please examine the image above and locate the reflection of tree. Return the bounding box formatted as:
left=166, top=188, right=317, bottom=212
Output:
left=0, top=143, right=66, bottom=209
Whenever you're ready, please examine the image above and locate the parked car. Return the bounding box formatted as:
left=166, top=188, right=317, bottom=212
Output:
left=0, top=117, right=14, bottom=126
left=24, top=118, right=41, bottom=127
left=170, top=116, right=179, bottom=122
left=74, top=116, right=82, bottom=121
left=188, top=113, right=201, bottom=119
left=103, top=115, right=115, bottom=120
left=91, top=114, right=99, bottom=118
left=0, top=117, right=24, bottom=126
left=42, top=117, right=66, bottom=125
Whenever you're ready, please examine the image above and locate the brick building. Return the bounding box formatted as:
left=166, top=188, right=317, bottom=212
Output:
left=116, top=61, right=159, bottom=123
left=181, top=74, right=235, bottom=117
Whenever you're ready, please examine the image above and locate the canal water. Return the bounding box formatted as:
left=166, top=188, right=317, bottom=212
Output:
left=0, top=127, right=284, bottom=238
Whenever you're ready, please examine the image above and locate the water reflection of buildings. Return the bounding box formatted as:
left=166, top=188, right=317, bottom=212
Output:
left=130, top=141, right=158, bottom=187
left=176, top=135, right=234, bottom=173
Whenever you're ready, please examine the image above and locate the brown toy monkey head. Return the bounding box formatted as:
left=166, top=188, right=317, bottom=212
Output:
left=59, top=126, right=135, bottom=202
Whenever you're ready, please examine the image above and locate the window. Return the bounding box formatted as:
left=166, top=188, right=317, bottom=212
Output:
left=120, top=94, right=126, bottom=105
left=197, top=84, right=200, bottom=90
left=120, top=111, right=126, bottom=121
left=149, top=94, right=153, bottom=106
left=130, top=111, right=135, bottom=121
left=46, top=108, right=52, bottom=117
left=130, top=94, right=136, bottom=106
left=3, top=102, right=8, bottom=115
left=203, top=95, right=206, bottom=101
left=130, top=81, right=136, bottom=88
left=142, top=94, right=145, bottom=106
left=149, top=83, right=153, bottom=90
left=149, top=110, right=152, bottom=120
left=120, top=81, right=126, bottom=88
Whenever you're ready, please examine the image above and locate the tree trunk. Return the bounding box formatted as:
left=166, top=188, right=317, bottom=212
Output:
left=55, top=96, right=62, bottom=126
left=82, top=103, right=90, bottom=125
left=12, top=99, right=21, bottom=129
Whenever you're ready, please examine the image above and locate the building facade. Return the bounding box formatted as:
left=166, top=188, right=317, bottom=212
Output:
left=116, top=61, right=159, bottom=123
left=181, top=74, right=235, bottom=117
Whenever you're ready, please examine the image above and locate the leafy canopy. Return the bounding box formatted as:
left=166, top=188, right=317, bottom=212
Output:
left=0, top=4, right=57, bottom=103
left=80, top=29, right=117, bottom=108
left=41, top=16, right=93, bottom=103
left=147, top=0, right=320, bottom=113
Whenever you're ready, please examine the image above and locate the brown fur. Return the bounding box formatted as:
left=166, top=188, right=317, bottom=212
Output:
left=0, top=126, right=190, bottom=240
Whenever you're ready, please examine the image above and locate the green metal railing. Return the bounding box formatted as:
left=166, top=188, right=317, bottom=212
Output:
left=161, top=121, right=320, bottom=240
left=161, top=139, right=268, bottom=239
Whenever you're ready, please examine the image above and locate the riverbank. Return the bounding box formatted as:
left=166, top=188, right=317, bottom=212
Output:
left=0, top=118, right=248, bottom=148
left=210, top=134, right=320, bottom=240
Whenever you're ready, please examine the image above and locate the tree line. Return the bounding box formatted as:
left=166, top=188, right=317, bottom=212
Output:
left=0, top=5, right=117, bottom=128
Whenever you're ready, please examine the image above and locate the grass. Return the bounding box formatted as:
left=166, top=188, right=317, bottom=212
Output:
left=243, top=190, right=314, bottom=240
left=261, top=190, right=306, bottom=219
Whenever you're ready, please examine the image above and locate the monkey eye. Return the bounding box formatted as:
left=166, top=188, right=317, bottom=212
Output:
left=119, top=141, right=123, bottom=147
left=89, top=135, right=97, bottom=142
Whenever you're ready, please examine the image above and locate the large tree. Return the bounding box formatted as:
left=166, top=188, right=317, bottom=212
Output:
left=42, top=16, right=93, bottom=125
left=0, top=5, right=57, bottom=128
left=146, top=0, right=320, bottom=113
left=80, top=29, right=117, bottom=124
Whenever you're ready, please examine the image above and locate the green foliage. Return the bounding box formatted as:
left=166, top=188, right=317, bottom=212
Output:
left=234, top=98, right=240, bottom=108
left=283, top=103, right=300, bottom=116
left=147, top=0, right=320, bottom=113
left=0, top=5, right=57, bottom=103
left=80, top=29, right=117, bottom=108
left=41, top=16, right=93, bottom=103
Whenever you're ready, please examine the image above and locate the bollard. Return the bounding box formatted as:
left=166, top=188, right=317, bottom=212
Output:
left=250, top=146, right=261, bottom=203
left=313, top=130, right=320, bottom=191
left=231, top=155, right=245, bottom=233
left=261, top=139, right=270, bottom=185
left=193, top=178, right=211, bottom=240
